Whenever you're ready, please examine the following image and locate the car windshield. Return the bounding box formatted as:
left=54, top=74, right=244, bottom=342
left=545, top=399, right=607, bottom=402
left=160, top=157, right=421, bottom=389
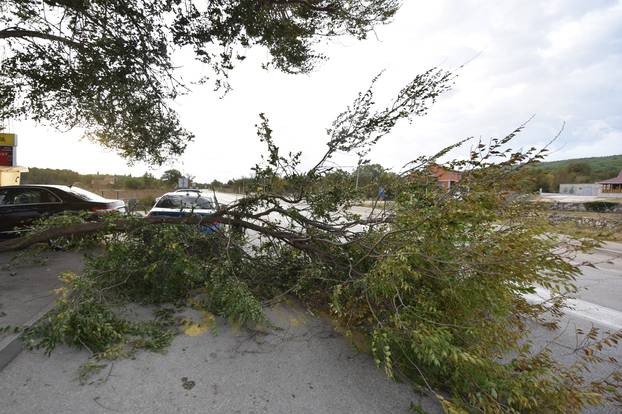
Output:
left=155, top=194, right=214, bottom=210
left=67, top=186, right=110, bottom=202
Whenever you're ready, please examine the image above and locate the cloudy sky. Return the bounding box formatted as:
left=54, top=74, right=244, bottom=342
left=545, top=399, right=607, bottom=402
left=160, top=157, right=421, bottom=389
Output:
left=9, top=0, right=622, bottom=182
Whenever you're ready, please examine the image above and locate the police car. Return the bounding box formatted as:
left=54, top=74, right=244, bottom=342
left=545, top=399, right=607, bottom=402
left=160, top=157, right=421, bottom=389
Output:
left=147, top=191, right=220, bottom=233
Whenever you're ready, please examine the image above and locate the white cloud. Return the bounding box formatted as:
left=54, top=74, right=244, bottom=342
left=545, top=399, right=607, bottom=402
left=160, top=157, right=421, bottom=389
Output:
left=8, top=0, right=622, bottom=181
left=539, top=1, right=622, bottom=61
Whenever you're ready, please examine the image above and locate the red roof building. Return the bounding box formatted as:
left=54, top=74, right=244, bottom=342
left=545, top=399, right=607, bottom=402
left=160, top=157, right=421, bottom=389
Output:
left=598, top=169, right=622, bottom=193
left=428, top=165, right=462, bottom=191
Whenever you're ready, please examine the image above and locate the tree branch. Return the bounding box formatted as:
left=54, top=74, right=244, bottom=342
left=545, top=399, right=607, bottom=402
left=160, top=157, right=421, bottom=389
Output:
left=0, top=28, right=85, bottom=50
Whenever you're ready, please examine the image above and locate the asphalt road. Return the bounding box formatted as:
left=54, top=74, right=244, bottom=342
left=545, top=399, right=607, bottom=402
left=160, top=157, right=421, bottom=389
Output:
left=524, top=248, right=622, bottom=414
left=573, top=250, right=622, bottom=315
left=1, top=200, right=621, bottom=413
left=0, top=251, right=84, bottom=343
left=0, top=302, right=442, bottom=414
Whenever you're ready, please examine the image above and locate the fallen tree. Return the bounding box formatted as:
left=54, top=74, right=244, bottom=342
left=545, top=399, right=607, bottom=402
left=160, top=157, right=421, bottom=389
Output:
left=3, top=70, right=622, bottom=413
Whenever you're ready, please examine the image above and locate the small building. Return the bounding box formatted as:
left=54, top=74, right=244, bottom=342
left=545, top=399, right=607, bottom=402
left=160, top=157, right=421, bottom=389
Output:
left=599, top=169, right=622, bottom=194
left=0, top=166, right=29, bottom=186
left=559, top=183, right=601, bottom=196
left=428, top=165, right=461, bottom=190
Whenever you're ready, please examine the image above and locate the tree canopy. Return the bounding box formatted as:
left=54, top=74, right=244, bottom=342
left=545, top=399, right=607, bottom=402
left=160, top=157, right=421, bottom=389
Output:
left=0, top=0, right=400, bottom=164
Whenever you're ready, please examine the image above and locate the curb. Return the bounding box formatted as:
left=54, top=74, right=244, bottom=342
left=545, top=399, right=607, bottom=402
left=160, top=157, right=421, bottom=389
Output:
left=0, top=301, right=55, bottom=372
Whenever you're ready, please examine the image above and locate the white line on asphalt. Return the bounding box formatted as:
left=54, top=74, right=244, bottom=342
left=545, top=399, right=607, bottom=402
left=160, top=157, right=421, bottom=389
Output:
left=576, top=265, right=622, bottom=278
left=525, top=287, right=622, bottom=330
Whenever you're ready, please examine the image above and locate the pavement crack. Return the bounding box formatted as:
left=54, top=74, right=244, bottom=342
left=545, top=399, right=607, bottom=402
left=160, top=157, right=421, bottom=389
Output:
left=93, top=396, right=120, bottom=412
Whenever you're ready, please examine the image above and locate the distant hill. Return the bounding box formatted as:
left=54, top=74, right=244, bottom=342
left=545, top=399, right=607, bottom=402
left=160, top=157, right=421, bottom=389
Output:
left=534, top=154, right=622, bottom=178
left=518, top=154, right=622, bottom=192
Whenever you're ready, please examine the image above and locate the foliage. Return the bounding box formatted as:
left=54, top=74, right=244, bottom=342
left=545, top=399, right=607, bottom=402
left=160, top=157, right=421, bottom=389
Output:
left=220, top=163, right=399, bottom=201
left=76, top=223, right=264, bottom=325
left=85, top=224, right=209, bottom=303
left=20, top=167, right=83, bottom=186
left=26, top=211, right=103, bottom=250
left=23, top=271, right=132, bottom=355
left=19, top=222, right=265, bottom=369
left=124, top=173, right=162, bottom=190
left=538, top=154, right=622, bottom=177
left=352, top=163, right=400, bottom=199
left=584, top=201, right=618, bottom=213
left=5, top=70, right=622, bottom=413
left=1, top=0, right=399, bottom=163
left=161, top=169, right=184, bottom=187
left=336, top=163, right=620, bottom=413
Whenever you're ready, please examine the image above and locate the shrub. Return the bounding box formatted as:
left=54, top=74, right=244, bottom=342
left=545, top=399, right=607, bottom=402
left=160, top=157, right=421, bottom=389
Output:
left=584, top=201, right=617, bottom=212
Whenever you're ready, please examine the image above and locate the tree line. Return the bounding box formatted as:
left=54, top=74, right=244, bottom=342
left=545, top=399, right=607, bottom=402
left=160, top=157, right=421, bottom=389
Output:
left=21, top=163, right=400, bottom=200
left=21, top=167, right=189, bottom=191
left=213, top=163, right=400, bottom=200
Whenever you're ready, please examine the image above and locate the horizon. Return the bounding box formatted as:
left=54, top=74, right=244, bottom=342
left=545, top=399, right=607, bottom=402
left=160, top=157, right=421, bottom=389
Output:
left=17, top=152, right=622, bottom=182
left=15, top=153, right=622, bottom=179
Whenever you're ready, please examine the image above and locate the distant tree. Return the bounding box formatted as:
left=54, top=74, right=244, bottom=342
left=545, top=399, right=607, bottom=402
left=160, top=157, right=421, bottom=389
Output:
left=1, top=1, right=400, bottom=164
left=161, top=169, right=183, bottom=186
left=21, top=167, right=80, bottom=186
left=352, top=163, right=399, bottom=198
left=355, top=163, right=385, bottom=183
left=566, top=162, right=592, bottom=176
left=121, top=177, right=144, bottom=190
left=141, top=172, right=160, bottom=188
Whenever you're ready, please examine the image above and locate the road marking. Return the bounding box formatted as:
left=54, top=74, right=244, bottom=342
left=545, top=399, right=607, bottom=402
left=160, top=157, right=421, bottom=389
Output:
left=576, top=265, right=622, bottom=278
left=525, top=287, right=622, bottom=330
left=594, top=248, right=622, bottom=259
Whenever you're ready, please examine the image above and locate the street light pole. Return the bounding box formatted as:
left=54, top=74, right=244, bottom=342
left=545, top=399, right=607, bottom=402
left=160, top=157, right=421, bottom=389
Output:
left=355, top=158, right=361, bottom=191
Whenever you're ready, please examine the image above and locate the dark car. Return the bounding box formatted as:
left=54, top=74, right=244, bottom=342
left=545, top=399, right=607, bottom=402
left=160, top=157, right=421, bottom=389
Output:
left=0, top=185, right=125, bottom=235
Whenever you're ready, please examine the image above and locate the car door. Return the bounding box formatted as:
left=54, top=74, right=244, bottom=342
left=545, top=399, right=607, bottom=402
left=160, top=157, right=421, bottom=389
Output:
left=0, top=188, right=18, bottom=232
left=5, top=188, right=63, bottom=230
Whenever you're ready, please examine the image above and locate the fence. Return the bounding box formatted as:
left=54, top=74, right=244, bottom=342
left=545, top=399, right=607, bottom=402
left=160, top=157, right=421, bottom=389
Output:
left=93, top=188, right=170, bottom=212
left=96, top=188, right=168, bottom=201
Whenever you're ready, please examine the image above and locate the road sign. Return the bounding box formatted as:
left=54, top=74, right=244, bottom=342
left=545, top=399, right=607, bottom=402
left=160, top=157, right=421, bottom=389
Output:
left=178, top=177, right=189, bottom=188
left=0, top=133, right=16, bottom=146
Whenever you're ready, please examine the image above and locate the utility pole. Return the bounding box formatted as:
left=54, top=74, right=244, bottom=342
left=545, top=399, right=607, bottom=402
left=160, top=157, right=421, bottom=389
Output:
left=355, top=158, right=362, bottom=191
